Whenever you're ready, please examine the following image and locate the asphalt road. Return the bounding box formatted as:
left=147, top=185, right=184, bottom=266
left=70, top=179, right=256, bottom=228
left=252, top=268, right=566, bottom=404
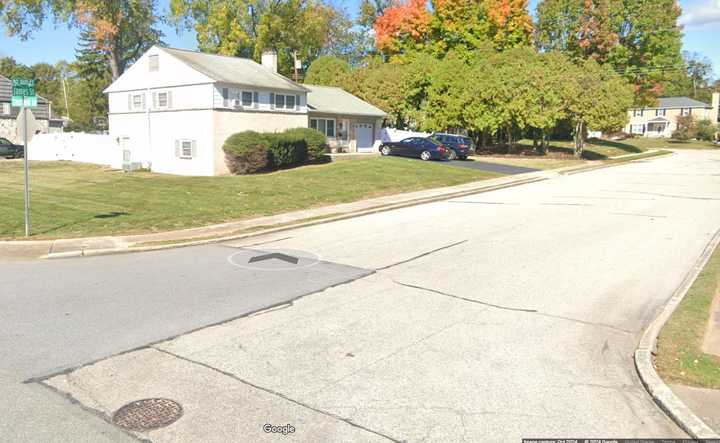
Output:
left=445, top=158, right=539, bottom=174
left=3, top=150, right=720, bottom=441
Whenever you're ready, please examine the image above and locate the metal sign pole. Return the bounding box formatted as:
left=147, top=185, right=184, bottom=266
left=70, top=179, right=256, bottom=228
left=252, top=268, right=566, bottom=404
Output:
left=23, top=105, right=30, bottom=237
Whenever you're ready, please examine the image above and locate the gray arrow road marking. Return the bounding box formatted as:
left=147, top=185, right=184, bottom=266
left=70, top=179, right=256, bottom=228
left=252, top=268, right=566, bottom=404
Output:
left=248, top=253, right=300, bottom=265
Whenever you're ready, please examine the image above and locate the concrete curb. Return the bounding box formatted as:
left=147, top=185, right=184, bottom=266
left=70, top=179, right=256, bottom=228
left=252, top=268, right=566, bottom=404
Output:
left=18, top=150, right=667, bottom=260
left=44, top=174, right=548, bottom=259
left=634, top=227, right=720, bottom=439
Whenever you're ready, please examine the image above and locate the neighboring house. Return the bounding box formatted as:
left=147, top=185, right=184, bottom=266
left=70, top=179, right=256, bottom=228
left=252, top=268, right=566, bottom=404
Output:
left=104, top=46, right=388, bottom=176
left=0, top=74, right=64, bottom=143
left=304, top=85, right=386, bottom=153
left=625, top=93, right=720, bottom=138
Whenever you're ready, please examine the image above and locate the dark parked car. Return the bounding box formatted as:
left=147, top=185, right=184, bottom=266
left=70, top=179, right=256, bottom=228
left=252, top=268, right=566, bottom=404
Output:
left=432, top=133, right=475, bottom=160
left=0, top=137, right=24, bottom=159
left=379, top=137, right=450, bottom=161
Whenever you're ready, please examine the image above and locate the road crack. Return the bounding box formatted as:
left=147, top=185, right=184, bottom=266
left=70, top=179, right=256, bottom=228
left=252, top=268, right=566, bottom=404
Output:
left=153, top=348, right=404, bottom=443
left=392, top=280, right=635, bottom=334
left=376, top=240, right=468, bottom=271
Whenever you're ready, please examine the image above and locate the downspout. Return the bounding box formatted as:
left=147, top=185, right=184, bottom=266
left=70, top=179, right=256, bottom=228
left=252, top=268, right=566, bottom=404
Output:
left=146, top=86, right=152, bottom=169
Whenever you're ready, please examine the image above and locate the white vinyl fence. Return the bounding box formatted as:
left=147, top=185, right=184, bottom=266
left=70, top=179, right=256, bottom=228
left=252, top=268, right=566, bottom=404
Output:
left=380, top=128, right=431, bottom=143
left=28, top=133, right=122, bottom=169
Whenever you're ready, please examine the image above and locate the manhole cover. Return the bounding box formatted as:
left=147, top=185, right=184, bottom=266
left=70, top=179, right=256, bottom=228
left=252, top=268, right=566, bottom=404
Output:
left=112, top=398, right=183, bottom=431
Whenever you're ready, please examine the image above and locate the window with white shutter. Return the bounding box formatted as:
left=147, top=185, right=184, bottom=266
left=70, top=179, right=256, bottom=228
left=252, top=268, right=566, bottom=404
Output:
left=175, top=139, right=197, bottom=159
left=131, top=94, right=145, bottom=110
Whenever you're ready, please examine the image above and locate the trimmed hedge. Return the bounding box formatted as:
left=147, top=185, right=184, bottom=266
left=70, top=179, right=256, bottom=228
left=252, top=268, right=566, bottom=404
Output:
left=283, top=128, right=328, bottom=161
left=223, top=128, right=328, bottom=174
left=223, top=131, right=271, bottom=174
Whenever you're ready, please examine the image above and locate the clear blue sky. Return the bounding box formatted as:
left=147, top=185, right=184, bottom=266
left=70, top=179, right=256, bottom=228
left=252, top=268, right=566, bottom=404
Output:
left=1, top=0, right=719, bottom=77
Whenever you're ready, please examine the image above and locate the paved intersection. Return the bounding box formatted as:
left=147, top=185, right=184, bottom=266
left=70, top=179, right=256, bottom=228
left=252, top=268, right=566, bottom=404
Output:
left=2, top=150, right=720, bottom=441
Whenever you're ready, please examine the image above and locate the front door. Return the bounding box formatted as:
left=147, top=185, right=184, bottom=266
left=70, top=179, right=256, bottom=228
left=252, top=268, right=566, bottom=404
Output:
left=355, top=123, right=374, bottom=152
left=338, top=119, right=350, bottom=149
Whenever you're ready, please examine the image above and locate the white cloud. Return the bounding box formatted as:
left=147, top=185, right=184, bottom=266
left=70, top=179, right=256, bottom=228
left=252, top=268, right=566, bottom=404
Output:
left=680, top=0, right=720, bottom=27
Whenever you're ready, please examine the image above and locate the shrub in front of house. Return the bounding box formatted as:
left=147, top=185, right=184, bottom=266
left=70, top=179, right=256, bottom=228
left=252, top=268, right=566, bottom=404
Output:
left=696, top=119, right=718, bottom=142
left=223, top=128, right=328, bottom=174
left=283, top=128, right=328, bottom=161
left=223, top=131, right=271, bottom=174
left=267, top=132, right=308, bottom=168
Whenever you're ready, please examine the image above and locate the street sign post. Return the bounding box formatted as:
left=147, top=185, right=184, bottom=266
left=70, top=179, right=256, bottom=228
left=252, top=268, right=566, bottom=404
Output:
left=12, top=78, right=36, bottom=237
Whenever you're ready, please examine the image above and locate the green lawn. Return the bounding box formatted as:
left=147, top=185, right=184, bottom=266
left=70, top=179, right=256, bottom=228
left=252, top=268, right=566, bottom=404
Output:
left=656, top=243, right=720, bottom=388
left=494, top=137, right=716, bottom=161
left=0, top=158, right=501, bottom=239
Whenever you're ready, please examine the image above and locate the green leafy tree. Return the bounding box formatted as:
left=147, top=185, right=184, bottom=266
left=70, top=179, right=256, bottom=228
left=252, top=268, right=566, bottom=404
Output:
left=304, top=56, right=350, bottom=86
left=171, top=0, right=339, bottom=75
left=343, top=58, right=409, bottom=127
left=565, top=59, right=634, bottom=156
left=1, top=0, right=163, bottom=80
left=429, top=0, right=490, bottom=55
left=0, top=57, right=34, bottom=79
left=536, top=0, right=683, bottom=105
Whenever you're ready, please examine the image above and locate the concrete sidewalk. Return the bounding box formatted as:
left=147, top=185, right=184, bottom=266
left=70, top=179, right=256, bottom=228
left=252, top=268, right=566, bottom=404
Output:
left=0, top=150, right=662, bottom=262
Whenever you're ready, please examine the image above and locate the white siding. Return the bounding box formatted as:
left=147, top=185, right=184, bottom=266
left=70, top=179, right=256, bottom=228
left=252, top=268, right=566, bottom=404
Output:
left=109, top=110, right=215, bottom=176
left=212, top=84, right=307, bottom=113
left=105, top=46, right=214, bottom=93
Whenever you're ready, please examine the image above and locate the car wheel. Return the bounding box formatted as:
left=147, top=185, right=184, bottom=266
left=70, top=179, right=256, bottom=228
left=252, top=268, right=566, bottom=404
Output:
left=448, top=150, right=457, bottom=161
left=459, top=155, right=467, bottom=160
left=420, top=150, right=432, bottom=161
left=380, top=145, right=391, bottom=156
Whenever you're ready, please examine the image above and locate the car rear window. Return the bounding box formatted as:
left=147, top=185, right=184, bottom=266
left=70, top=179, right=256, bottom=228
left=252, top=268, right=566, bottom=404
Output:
left=427, top=137, right=442, bottom=146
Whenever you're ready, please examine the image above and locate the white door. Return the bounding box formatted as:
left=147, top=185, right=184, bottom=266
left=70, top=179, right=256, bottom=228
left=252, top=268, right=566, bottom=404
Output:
left=355, top=123, right=374, bottom=152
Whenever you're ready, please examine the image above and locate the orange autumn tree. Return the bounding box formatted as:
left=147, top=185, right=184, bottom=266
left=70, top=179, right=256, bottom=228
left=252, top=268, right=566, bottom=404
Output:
left=484, top=0, right=534, bottom=49
left=374, top=0, right=433, bottom=55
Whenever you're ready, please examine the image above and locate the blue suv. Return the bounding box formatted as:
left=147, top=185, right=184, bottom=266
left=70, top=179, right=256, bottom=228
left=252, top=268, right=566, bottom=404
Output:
left=432, top=133, right=475, bottom=160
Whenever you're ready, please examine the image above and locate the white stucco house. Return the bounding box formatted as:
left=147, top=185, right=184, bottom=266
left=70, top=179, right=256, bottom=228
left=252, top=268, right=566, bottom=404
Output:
left=105, top=46, right=387, bottom=176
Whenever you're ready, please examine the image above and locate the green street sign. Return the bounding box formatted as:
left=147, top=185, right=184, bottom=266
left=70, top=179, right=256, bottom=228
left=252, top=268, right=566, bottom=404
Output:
left=11, top=96, right=37, bottom=107
left=12, top=78, right=36, bottom=108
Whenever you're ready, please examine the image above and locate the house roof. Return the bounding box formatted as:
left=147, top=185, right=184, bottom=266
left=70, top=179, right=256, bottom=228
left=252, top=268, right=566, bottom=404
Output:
left=304, top=84, right=387, bottom=118
left=161, top=47, right=307, bottom=93
left=653, top=96, right=711, bottom=109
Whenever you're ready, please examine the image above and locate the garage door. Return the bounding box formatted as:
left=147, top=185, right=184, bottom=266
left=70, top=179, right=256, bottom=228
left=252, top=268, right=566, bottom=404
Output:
left=355, top=123, right=374, bottom=152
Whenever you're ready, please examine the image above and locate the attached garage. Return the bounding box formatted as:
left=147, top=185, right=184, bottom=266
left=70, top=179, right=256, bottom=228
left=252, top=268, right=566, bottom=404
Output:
left=305, top=84, right=387, bottom=153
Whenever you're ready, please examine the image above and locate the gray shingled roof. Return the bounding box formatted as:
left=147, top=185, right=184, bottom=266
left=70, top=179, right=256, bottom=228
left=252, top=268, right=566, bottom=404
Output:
left=162, top=47, right=307, bottom=93
left=305, top=84, right=387, bottom=117
left=655, top=96, right=711, bottom=109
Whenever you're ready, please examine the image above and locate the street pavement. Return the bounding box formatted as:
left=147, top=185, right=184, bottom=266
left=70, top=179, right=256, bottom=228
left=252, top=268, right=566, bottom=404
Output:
left=445, top=158, right=540, bottom=174
left=2, top=149, right=720, bottom=441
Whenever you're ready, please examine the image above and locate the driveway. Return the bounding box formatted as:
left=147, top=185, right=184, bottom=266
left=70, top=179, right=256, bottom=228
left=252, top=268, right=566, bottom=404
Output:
left=445, top=157, right=539, bottom=174
left=4, top=150, right=720, bottom=441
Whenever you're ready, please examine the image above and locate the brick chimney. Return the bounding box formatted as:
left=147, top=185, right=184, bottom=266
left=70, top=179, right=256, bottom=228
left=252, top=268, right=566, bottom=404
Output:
left=261, top=50, right=278, bottom=73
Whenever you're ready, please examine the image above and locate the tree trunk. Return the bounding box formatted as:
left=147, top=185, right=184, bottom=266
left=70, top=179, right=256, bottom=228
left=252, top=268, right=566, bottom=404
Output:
left=506, top=126, right=513, bottom=154
left=574, top=122, right=586, bottom=158
left=108, top=49, right=121, bottom=81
